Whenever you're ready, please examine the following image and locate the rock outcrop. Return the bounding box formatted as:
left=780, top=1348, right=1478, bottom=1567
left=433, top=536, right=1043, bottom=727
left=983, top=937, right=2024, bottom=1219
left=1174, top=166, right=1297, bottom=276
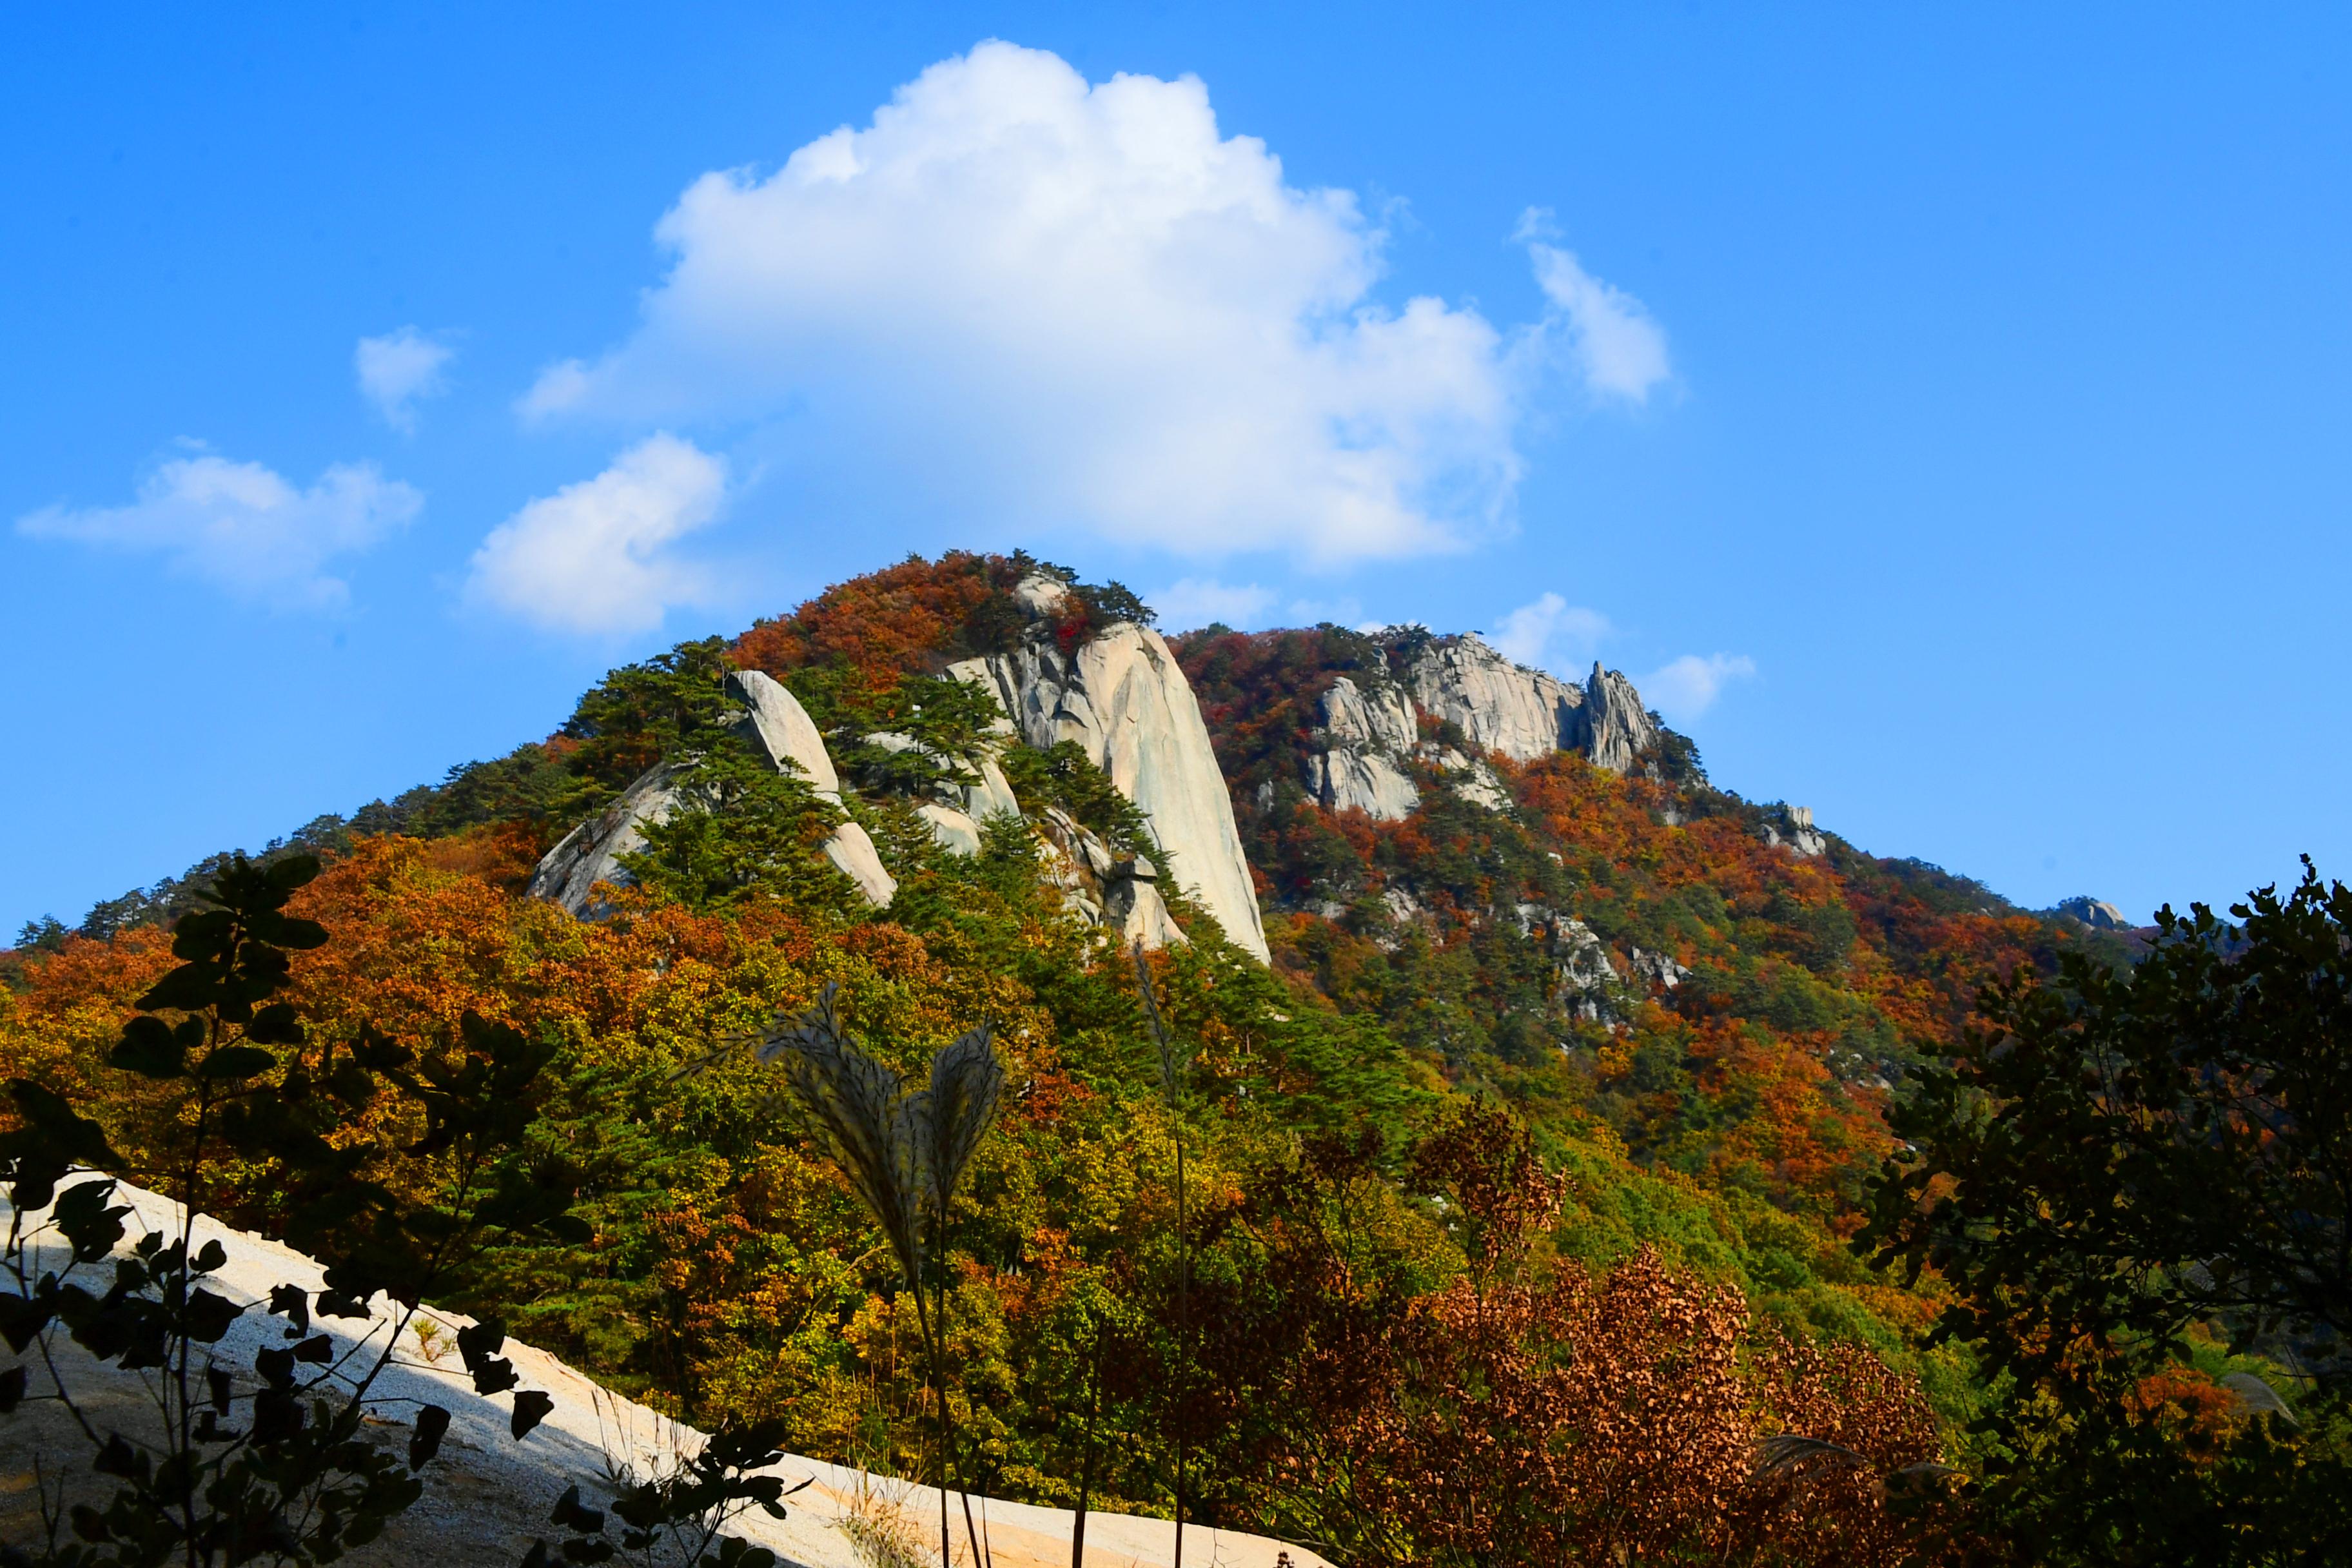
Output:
left=1761, top=805, right=1827, bottom=858
left=1385, top=634, right=1661, bottom=777
left=1402, top=635, right=1587, bottom=762
left=2057, top=895, right=2133, bottom=930
left=863, top=729, right=1023, bottom=859
left=1569, top=663, right=1662, bottom=773
left=527, top=763, right=690, bottom=917
left=1302, top=676, right=1422, bottom=821
left=951, top=575, right=1270, bottom=962
left=1035, top=807, right=1184, bottom=950
left=527, top=672, right=896, bottom=915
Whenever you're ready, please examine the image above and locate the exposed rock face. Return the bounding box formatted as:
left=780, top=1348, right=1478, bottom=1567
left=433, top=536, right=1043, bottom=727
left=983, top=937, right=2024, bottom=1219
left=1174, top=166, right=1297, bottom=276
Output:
left=727, top=669, right=839, bottom=797
left=2058, top=896, right=2133, bottom=930
left=1322, top=675, right=1418, bottom=752
left=1547, top=917, right=1621, bottom=1023
left=822, top=821, right=897, bottom=906
left=1569, top=663, right=1661, bottom=774
left=951, top=575, right=1269, bottom=962
left=527, top=763, right=688, bottom=916
left=1628, top=946, right=1691, bottom=990
left=1402, top=635, right=1586, bottom=762
left=1381, top=634, right=1658, bottom=779
left=1761, top=805, right=1827, bottom=858
left=1304, top=676, right=1422, bottom=821
left=1035, top=807, right=1183, bottom=950
left=529, top=673, right=897, bottom=915
left=864, top=730, right=1023, bottom=858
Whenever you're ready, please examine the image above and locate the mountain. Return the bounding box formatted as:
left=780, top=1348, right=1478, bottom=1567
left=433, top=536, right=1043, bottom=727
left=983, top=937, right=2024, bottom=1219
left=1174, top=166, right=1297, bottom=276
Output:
left=1, top=549, right=2144, bottom=1562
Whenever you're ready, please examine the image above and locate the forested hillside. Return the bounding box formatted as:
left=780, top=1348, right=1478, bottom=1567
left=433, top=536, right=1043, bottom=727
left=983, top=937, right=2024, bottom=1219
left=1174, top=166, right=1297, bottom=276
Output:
left=5, top=551, right=2340, bottom=1566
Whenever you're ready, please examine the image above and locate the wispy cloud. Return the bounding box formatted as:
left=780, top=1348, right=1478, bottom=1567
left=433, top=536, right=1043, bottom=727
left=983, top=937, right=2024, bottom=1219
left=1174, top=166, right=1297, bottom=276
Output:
left=466, top=433, right=727, bottom=635
left=355, top=327, right=457, bottom=432
left=1640, top=653, right=1758, bottom=721
left=1516, top=210, right=1671, bottom=404
left=1489, top=591, right=1612, bottom=669
left=1150, top=578, right=1280, bottom=631
left=16, top=447, right=420, bottom=610
left=520, top=42, right=1668, bottom=566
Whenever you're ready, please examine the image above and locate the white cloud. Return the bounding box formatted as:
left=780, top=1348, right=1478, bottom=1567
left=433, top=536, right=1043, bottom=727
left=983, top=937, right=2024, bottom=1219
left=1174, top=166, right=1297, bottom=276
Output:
left=1490, top=591, right=1612, bottom=669
left=522, top=41, right=1665, bottom=565
left=1518, top=211, right=1671, bottom=404
left=1150, top=577, right=1279, bottom=631
left=1640, top=653, right=1757, bottom=721
left=466, top=434, right=728, bottom=634
left=16, top=449, right=420, bottom=609
left=355, top=328, right=456, bottom=431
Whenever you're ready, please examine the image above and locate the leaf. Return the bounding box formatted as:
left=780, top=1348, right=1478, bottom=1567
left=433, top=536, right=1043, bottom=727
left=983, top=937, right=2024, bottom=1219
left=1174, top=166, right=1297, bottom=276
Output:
left=199, top=1045, right=279, bottom=1082
left=136, top=964, right=219, bottom=1014
left=268, top=1283, right=311, bottom=1334
left=549, top=1483, right=603, bottom=1533
left=207, top=1366, right=233, bottom=1413
left=409, top=1404, right=452, bottom=1469
left=52, top=1178, right=128, bottom=1264
left=316, top=1287, right=371, bottom=1320
left=291, top=1333, right=333, bottom=1364
left=758, top=985, right=926, bottom=1282
left=264, top=853, right=322, bottom=892
left=0, top=1364, right=26, bottom=1413
left=182, top=1288, right=244, bottom=1344
left=192, top=1239, right=226, bottom=1274
left=246, top=1002, right=306, bottom=1046
left=511, top=1387, right=555, bottom=1439
left=93, top=1431, right=143, bottom=1479
left=266, top=914, right=330, bottom=950
left=110, top=1015, right=187, bottom=1079
left=924, top=1026, right=1004, bottom=1213
left=0, top=1293, right=56, bottom=1356
left=251, top=1385, right=304, bottom=1444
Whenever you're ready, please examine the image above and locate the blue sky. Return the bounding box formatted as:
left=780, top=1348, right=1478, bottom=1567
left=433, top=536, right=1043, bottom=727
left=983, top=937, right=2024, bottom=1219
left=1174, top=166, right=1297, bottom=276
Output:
left=5, top=3, right=2348, bottom=937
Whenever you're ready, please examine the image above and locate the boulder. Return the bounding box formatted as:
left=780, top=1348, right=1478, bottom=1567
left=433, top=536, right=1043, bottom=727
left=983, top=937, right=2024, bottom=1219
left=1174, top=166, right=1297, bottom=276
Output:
left=950, top=576, right=1269, bottom=962
left=1394, top=636, right=1658, bottom=774
left=1, top=1175, right=1329, bottom=1568
left=916, top=802, right=983, bottom=858
left=1549, top=917, right=1621, bottom=1023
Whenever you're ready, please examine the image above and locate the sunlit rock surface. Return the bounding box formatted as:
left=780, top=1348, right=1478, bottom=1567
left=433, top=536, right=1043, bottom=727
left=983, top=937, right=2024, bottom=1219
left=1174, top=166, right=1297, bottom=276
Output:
left=952, top=575, right=1269, bottom=962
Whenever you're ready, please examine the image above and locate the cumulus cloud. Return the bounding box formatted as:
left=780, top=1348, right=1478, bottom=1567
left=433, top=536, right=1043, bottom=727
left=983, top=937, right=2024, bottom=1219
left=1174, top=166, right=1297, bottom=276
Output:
left=466, top=434, right=728, bottom=634
left=1640, top=653, right=1757, bottom=721
left=1489, top=591, right=1612, bottom=669
left=1150, top=577, right=1279, bottom=631
left=521, top=41, right=1665, bottom=565
left=1517, top=211, right=1671, bottom=404
left=356, top=328, right=456, bottom=431
left=16, top=449, right=420, bottom=609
